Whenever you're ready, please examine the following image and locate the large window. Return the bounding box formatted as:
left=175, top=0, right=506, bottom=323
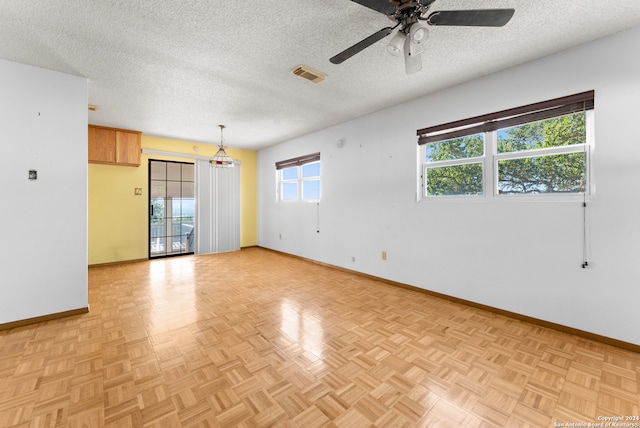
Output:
left=418, top=91, right=594, bottom=198
left=276, top=153, right=321, bottom=201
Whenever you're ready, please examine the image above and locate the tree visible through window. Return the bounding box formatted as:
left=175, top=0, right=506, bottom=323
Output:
left=496, top=113, right=586, bottom=194
left=425, top=134, right=484, bottom=196
left=418, top=92, right=593, bottom=198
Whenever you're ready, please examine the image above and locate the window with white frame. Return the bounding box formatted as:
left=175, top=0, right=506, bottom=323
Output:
left=276, top=153, right=321, bottom=201
left=424, top=133, right=485, bottom=196
left=418, top=91, right=594, bottom=198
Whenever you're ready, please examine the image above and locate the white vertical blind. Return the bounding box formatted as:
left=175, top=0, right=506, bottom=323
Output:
left=195, top=160, right=241, bottom=254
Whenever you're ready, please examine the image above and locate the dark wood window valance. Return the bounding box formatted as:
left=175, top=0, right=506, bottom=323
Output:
left=276, top=152, right=321, bottom=170
left=417, top=91, right=594, bottom=145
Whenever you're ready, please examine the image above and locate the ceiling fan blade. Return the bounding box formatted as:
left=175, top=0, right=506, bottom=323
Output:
left=427, top=9, right=515, bottom=27
left=330, top=27, right=393, bottom=64
left=349, top=0, right=396, bottom=16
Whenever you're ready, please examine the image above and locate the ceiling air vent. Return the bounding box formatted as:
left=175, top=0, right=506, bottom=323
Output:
left=291, top=65, right=326, bottom=84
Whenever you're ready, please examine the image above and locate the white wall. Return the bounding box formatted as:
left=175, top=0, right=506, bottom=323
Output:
left=0, top=59, right=88, bottom=324
left=258, top=26, right=640, bottom=346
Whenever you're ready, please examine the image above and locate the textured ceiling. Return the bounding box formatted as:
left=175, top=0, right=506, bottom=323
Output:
left=2, top=0, right=640, bottom=150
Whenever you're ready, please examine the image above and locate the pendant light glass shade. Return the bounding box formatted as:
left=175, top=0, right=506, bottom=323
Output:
left=210, top=124, right=235, bottom=168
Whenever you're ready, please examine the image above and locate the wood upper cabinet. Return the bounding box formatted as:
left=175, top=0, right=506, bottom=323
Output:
left=115, top=130, right=141, bottom=166
left=88, top=126, right=116, bottom=164
left=88, top=125, right=141, bottom=166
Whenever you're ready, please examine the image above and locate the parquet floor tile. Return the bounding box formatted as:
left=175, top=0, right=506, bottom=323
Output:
left=1, top=248, right=639, bottom=427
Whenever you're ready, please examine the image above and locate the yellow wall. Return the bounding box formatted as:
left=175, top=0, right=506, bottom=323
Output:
left=88, top=135, right=257, bottom=265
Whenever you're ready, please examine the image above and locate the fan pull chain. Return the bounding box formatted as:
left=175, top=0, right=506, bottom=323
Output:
left=582, top=196, right=589, bottom=269
left=581, top=139, right=590, bottom=269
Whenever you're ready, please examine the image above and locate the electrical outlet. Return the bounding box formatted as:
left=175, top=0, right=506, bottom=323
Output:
left=382, top=251, right=387, bottom=261
left=134, top=187, right=142, bottom=195
left=351, top=256, right=356, bottom=262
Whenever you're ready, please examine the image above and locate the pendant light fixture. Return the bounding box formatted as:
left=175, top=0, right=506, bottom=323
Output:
left=210, top=124, right=235, bottom=168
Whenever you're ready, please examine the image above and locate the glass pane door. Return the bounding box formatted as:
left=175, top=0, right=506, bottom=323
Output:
left=149, top=160, right=195, bottom=258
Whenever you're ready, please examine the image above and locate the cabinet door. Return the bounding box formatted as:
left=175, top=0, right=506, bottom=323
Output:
left=115, top=131, right=141, bottom=166
left=88, top=126, right=116, bottom=163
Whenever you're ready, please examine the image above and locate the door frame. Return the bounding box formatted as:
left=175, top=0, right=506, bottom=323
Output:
left=148, top=159, right=195, bottom=259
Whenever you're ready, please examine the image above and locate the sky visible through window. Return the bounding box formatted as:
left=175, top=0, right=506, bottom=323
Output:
left=281, top=162, right=320, bottom=200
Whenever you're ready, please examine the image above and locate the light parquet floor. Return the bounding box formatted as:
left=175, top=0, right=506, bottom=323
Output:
left=1, top=248, right=639, bottom=427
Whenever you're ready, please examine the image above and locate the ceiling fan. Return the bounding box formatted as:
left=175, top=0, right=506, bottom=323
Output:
left=330, top=0, right=515, bottom=74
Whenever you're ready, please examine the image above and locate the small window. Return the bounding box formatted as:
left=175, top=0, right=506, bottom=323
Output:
left=424, top=134, right=484, bottom=197
left=276, top=153, right=321, bottom=201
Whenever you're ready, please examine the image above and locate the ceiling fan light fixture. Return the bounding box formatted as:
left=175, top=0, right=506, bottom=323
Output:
left=404, top=35, right=423, bottom=74
left=386, top=31, right=405, bottom=56
left=410, top=22, right=429, bottom=45
left=210, top=125, right=235, bottom=168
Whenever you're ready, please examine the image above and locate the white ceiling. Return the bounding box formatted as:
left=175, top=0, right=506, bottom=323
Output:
left=2, top=1, right=640, bottom=150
